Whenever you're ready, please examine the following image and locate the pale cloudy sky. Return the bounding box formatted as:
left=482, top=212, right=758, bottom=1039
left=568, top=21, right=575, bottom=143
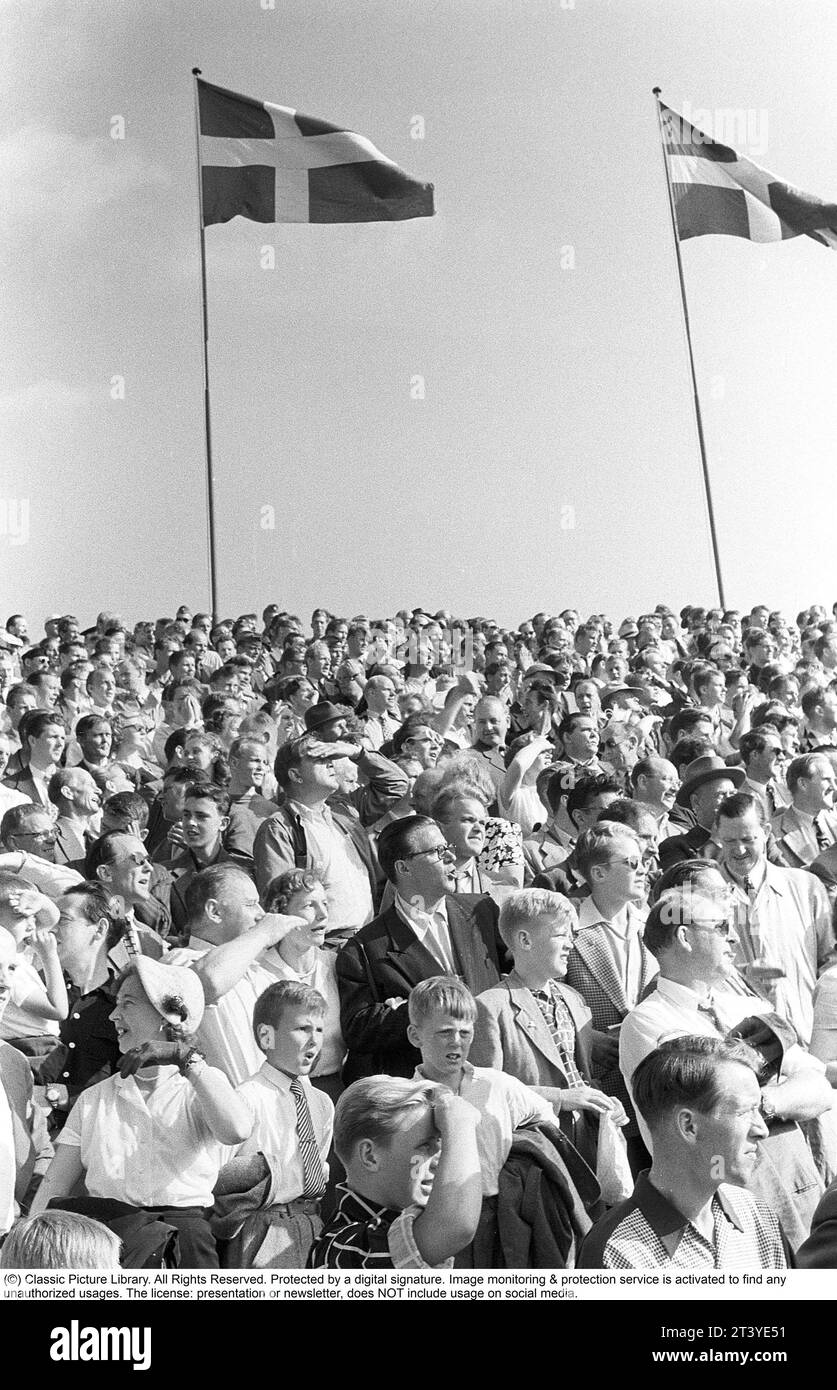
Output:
left=2, top=0, right=836, bottom=632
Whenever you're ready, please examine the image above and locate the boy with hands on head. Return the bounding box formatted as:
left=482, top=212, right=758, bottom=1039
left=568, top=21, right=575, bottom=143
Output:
left=309, top=1073, right=482, bottom=1268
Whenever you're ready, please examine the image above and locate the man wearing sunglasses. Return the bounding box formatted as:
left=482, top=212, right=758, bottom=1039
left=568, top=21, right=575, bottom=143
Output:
left=619, top=881, right=831, bottom=1252
left=565, top=823, right=658, bottom=1175
left=337, top=815, right=503, bottom=1083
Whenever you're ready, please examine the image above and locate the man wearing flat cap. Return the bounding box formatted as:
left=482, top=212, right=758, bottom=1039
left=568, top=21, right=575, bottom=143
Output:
left=304, top=703, right=408, bottom=829
left=254, top=728, right=404, bottom=941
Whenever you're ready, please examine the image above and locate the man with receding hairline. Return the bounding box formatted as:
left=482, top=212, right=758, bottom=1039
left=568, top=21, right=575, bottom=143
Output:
left=578, top=1036, right=791, bottom=1269
left=165, top=863, right=303, bottom=1085
left=717, top=791, right=835, bottom=1043
left=459, top=697, right=509, bottom=802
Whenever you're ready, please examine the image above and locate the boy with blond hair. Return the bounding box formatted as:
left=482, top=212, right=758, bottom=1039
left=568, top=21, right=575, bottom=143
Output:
left=408, top=977, right=555, bottom=1202
left=309, top=1074, right=481, bottom=1268
left=227, top=980, right=333, bottom=1267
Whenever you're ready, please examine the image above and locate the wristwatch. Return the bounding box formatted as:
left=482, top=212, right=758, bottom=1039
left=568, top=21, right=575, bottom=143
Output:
left=759, top=1091, right=777, bottom=1124
left=181, top=1048, right=207, bottom=1080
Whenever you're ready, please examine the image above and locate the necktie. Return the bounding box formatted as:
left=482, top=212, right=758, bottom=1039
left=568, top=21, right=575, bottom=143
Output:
left=533, top=989, right=584, bottom=1087
left=815, top=815, right=831, bottom=853
left=736, top=879, right=759, bottom=962
left=290, top=1078, right=326, bottom=1199
left=429, top=910, right=455, bottom=974
left=697, top=996, right=723, bottom=1033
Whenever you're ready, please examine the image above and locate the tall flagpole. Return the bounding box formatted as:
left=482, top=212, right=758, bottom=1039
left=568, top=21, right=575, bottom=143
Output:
left=191, top=67, right=220, bottom=620
left=652, top=87, right=726, bottom=610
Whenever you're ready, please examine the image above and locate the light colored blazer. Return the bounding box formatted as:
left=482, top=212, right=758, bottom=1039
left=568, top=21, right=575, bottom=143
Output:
left=472, top=973, right=593, bottom=1087
left=771, top=804, right=837, bottom=870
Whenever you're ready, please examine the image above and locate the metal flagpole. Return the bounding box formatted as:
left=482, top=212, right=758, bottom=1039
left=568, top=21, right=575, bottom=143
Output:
left=652, top=86, right=726, bottom=610
left=191, top=67, right=220, bottom=620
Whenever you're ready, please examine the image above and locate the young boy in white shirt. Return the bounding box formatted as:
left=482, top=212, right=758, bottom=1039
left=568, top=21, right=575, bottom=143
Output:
left=407, top=975, right=556, bottom=1264
left=230, top=980, right=333, bottom=1268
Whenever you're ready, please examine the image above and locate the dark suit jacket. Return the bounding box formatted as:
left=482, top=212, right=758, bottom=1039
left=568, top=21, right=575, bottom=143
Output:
left=337, top=894, right=503, bottom=1082
left=797, top=1180, right=837, bottom=1268
left=166, top=845, right=250, bottom=936
left=1, top=769, right=48, bottom=809
left=658, top=822, right=713, bottom=873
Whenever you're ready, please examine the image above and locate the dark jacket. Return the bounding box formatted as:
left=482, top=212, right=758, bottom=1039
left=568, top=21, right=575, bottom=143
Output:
left=658, top=823, right=715, bottom=873
left=166, top=845, right=248, bottom=935
left=50, top=1196, right=179, bottom=1269
left=797, top=1180, right=837, bottom=1268
left=337, top=895, right=502, bottom=1083
left=253, top=801, right=381, bottom=902
left=489, top=1124, right=600, bottom=1269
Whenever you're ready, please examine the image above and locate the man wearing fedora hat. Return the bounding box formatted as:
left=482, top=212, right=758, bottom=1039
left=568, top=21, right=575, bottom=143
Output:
left=660, top=756, right=789, bottom=875
left=659, top=756, right=745, bottom=873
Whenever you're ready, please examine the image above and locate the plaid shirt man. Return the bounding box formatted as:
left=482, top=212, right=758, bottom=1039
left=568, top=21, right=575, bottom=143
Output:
left=578, top=1171, right=790, bottom=1269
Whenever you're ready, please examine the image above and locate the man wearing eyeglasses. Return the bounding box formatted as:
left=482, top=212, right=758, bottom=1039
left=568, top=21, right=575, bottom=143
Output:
left=337, top=815, right=503, bottom=1083
left=619, top=885, right=831, bottom=1251
left=1, top=806, right=60, bottom=867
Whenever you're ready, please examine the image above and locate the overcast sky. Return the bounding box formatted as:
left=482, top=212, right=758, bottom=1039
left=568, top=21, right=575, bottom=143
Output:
left=3, top=0, right=837, bottom=632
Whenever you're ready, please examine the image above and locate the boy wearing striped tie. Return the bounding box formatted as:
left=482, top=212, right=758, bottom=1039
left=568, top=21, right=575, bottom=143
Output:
left=232, top=981, right=333, bottom=1267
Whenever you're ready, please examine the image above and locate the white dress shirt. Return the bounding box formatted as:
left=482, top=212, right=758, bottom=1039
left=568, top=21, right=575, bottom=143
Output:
left=394, top=892, right=457, bottom=974
left=620, top=975, right=824, bottom=1150
left=260, top=949, right=344, bottom=1077
left=59, top=1067, right=233, bottom=1208
left=0, top=954, right=59, bottom=1041
left=0, top=785, right=28, bottom=819
left=415, top=1061, right=553, bottom=1197
left=290, top=801, right=373, bottom=933
left=237, top=1062, right=333, bottom=1206
left=166, top=936, right=275, bottom=1085
left=0, top=1081, right=15, bottom=1234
